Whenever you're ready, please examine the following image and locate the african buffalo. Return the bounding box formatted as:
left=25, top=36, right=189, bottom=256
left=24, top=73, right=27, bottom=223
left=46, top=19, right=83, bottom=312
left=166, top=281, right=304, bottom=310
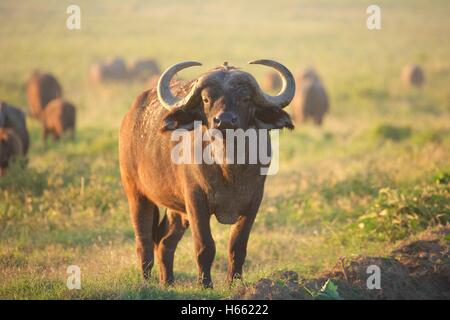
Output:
left=119, top=60, right=295, bottom=287
left=128, top=58, right=160, bottom=82
left=401, top=64, right=425, bottom=88
left=41, top=98, right=76, bottom=141
left=0, top=101, right=30, bottom=155
left=292, top=68, right=329, bottom=126
left=262, top=71, right=282, bottom=91
left=26, top=71, right=63, bottom=119
left=90, top=57, right=128, bottom=83
left=0, top=128, right=24, bottom=176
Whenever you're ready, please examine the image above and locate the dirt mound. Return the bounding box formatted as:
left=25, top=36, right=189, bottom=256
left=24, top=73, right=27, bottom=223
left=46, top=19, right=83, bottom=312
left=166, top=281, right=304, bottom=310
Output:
left=235, top=271, right=311, bottom=300
left=236, top=227, right=450, bottom=300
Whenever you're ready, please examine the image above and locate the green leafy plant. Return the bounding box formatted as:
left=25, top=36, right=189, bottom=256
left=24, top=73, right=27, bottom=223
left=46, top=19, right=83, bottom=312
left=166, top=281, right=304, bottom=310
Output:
left=357, top=183, right=449, bottom=241
left=434, top=171, right=450, bottom=185
left=375, top=124, right=412, bottom=142
left=305, top=279, right=342, bottom=300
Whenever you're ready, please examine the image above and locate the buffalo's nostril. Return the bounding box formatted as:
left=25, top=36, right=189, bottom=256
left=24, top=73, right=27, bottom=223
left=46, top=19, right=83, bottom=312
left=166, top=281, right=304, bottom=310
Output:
left=214, top=112, right=238, bottom=129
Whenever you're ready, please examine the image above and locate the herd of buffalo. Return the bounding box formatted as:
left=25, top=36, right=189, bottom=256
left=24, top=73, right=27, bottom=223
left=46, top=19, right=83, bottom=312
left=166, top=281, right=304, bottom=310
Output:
left=0, top=71, right=76, bottom=175
left=0, top=58, right=425, bottom=287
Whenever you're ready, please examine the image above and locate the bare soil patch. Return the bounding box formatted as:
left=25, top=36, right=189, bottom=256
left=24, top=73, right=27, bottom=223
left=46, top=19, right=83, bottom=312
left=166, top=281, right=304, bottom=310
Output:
left=236, top=227, right=450, bottom=299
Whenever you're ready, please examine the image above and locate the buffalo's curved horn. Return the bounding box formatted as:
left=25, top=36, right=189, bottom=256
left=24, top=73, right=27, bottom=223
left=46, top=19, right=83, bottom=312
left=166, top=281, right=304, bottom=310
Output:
left=248, top=59, right=295, bottom=109
left=157, top=61, right=202, bottom=111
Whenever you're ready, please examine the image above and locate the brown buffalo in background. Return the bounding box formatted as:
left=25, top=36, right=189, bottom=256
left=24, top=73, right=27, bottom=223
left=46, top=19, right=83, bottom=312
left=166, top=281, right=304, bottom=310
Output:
left=41, top=98, right=76, bottom=141
left=26, top=71, right=62, bottom=119
left=90, top=57, right=128, bottom=84
left=119, top=60, right=295, bottom=287
left=0, top=128, right=24, bottom=176
left=401, top=64, right=425, bottom=88
left=0, top=101, right=30, bottom=155
left=292, top=68, right=329, bottom=126
left=128, top=58, right=160, bottom=82
left=262, top=71, right=282, bottom=92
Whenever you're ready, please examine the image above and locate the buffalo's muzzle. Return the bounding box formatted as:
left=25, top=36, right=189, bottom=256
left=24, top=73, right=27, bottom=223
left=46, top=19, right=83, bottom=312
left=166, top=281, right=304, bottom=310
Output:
left=213, top=111, right=238, bottom=130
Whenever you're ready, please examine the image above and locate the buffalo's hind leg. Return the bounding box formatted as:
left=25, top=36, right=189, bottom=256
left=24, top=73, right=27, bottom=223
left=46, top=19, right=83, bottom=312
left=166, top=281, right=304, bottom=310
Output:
left=127, top=192, right=159, bottom=280
left=155, top=210, right=189, bottom=286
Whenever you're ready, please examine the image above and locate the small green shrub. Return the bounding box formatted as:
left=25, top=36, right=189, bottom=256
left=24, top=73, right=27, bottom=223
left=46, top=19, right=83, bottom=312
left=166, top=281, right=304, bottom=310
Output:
left=434, top=171, right=450, bottom=185
left=357, top=183, right=449, bottom=241
left=375, top=124, right=412, bottom=142
left=304, top=279, right=342, bottom=300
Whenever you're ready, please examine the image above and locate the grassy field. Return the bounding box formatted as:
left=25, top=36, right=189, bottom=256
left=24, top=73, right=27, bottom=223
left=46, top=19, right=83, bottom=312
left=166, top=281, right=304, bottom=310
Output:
left=0, top=0, right=449, bottom=299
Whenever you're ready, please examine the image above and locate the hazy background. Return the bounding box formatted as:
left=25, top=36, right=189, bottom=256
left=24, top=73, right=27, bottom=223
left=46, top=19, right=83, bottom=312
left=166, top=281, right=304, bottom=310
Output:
left=0, top=0, right=449, bottom=299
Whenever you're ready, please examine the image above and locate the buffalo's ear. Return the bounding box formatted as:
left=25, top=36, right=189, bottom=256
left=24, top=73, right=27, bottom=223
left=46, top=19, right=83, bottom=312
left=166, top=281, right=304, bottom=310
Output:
left=254, top=108, right=294, bottom=130
left=160, top=108, right=205, bottom=132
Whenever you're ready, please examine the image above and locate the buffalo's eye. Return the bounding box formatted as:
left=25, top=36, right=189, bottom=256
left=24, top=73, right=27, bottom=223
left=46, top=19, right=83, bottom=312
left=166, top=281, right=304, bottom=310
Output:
left=202, top=97, right=209, bottom=104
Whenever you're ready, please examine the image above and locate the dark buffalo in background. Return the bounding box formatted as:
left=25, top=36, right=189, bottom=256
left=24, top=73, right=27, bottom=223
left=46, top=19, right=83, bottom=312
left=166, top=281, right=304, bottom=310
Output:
left=262, top=71, right=282, bottom=92
left=402, top=64, right=425, bottom=88
left=90, top=57, right=128, bottom=84
left=128, top=58, right=160, bottom=82
left=292, top=68, right=329, bottom=126
left=0, top=101, right=30, bottom=155
left=0, top=128, right=24, bottom=176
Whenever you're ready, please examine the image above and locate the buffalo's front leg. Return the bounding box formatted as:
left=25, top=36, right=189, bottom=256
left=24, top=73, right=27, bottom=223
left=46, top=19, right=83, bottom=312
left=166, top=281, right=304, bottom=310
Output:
left=186, top=193, right=215, bottom=288
left=227, top=213, right=257, bottom=285
left=127, top=193, right=159, bottom=279
left=155, top=210, right=189, bottom=285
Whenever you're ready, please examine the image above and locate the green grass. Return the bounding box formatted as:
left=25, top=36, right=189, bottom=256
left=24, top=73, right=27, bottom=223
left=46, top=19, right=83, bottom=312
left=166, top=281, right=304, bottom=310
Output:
left=0, top=0, right=449, bottom=299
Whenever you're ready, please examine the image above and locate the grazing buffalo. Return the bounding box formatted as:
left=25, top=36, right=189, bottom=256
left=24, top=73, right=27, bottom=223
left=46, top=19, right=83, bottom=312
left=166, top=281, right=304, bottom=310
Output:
left=292, top=68, right=329, bottom=126
left=0, top=128, right=24, bottom=176
left=119, top=60, right=295, bottom=287
left=128, top=59, right=160, bottom=82
left=26, top=71, right=63, bottom=119
left=0, top=102, right=30, bottom=155
left=90, top=57, right=128, bottom=83
left=262, top=71, right=282, bottom=91
left=41, top=98, right=76, bottom=141
left=401, top=64, right=425, bottom=88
